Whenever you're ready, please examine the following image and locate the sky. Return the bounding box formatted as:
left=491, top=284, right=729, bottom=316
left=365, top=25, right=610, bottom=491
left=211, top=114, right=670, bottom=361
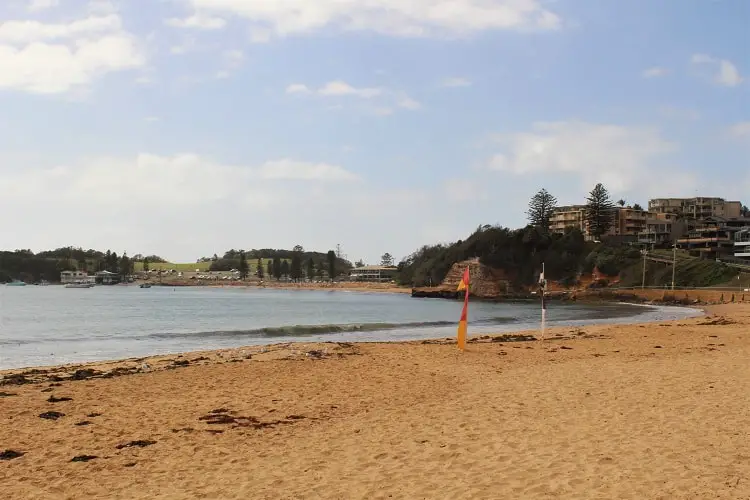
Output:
left=0, top=0, right=748, bottom=264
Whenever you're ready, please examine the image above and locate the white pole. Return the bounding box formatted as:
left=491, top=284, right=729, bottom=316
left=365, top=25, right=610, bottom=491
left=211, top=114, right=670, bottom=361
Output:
left=540, top=262, right=546, bottom=341
left=672, top=240, right=677, bottom=292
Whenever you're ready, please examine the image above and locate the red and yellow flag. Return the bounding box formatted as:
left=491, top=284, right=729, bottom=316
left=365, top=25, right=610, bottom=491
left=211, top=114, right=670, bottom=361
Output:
left=457, top=268, right=470, bottom=350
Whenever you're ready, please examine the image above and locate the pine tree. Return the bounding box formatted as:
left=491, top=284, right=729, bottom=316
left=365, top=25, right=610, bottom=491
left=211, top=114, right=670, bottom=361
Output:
left=272, top=256, right=282, bottom=280
left=327, top=250, right=336, bottom=281
left=256, top=258, right=264, bottom=279
left=290, top=253, right=302, bottom=281
left=143, top=257, right=150, bottom=272
left=380, top=253, right=394, bottom=266
left=119, top=252, right=131, bottom=277
left=306, top=258, right=315, bottom=281
left=238, top=251, right=249, bottom=280
left=526, top=189, right=558, bottom=232
left=585, top=183, right=616, bottom=240
left=280, top=260, right=290, bottom=278
left=266, top=260, right=273, bottom=278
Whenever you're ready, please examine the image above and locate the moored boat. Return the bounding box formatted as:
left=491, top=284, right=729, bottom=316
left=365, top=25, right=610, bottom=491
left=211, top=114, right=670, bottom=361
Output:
left=139, top=283, right=152, bottom=288
left=65, top=282, right=95, bottom=289
left=5, top=280, right=27, bottom=286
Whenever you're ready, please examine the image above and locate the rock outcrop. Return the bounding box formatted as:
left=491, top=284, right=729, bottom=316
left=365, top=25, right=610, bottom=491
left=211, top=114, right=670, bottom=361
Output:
left=412, top=259, right=516, bottom=299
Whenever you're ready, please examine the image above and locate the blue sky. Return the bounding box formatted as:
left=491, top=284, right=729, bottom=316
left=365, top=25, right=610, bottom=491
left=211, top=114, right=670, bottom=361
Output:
left=1, top=0, right=748, bottom=264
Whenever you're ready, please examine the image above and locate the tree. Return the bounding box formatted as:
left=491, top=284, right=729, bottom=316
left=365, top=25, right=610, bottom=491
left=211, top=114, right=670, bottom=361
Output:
left=272, top=256, right=282, bottom=280
left=526, top=189, right=558, bottom=233
left=119, top=252, right=131, bottom=277
left=380, top=253, right=394, bottom=266
left=256, top=258, right=264, bottom=279
left=617, top=199, right=626, bottom=207
left=292, top=245, right=304, bottom=253
left=354, top=259, right=365, bottom=268
left=742, top=205, right=749, bottom=217
left=306, top=258, right=315, bottom=281
left=143, top=257, right=150, bottom=272
left=266, top=260, right=273, bottom=278
left=633, top=203, right=644, bottom=211
left=327, top=250, right=337, bottom=281
left=238, top=251, right=249, bottom=280
left=280, top=259, right=290, bottom=278
left=585, top=183, right=616, bottom=240
left=290, top=253, right=302, bottom=281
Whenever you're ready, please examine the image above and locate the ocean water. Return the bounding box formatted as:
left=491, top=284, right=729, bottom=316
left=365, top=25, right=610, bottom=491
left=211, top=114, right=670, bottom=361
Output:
left=0, top=285, right=702, bottom=370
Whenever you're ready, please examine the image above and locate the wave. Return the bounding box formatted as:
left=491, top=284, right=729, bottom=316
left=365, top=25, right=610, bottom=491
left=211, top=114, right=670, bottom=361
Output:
left=151, top=316, right=518, bottom=339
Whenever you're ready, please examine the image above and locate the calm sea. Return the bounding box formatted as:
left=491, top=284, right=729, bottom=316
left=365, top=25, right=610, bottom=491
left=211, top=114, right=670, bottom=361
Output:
left=0, top=285, right=702, bottom=370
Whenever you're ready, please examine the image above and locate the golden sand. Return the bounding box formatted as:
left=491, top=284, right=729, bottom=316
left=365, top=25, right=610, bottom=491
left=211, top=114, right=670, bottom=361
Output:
left=2, top=304, right=750, bottom=499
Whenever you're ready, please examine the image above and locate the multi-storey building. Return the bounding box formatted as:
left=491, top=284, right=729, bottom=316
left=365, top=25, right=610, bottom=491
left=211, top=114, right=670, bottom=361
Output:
left=550, top=205, right=653, bottom=240
left=648, top=197, right=742, bottom=219
left=677, top=217, right=750, bottom=259
left=735, top=228, right=750, bottom=259
left=549, top=205, right=587, bottom=234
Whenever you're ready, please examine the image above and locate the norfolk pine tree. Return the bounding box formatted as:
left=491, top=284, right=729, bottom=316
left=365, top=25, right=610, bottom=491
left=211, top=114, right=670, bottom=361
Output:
left=585, top=183, right=616, bottom=240
left=526, top=189, right=558, bottom=233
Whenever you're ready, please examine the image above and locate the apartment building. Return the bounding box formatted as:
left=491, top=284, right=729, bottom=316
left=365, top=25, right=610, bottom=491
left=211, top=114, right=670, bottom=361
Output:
left=549, top=205, right=587, bottom=234
left=648, top=197, right=742, bottom=219
left=736, top=228, right=750, bottom=259
left=550, top=205, right=653, bottom=239
left=677, top=217, right=750, bottom=259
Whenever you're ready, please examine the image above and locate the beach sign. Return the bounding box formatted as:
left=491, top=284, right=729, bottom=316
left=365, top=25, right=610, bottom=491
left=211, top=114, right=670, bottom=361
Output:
left=456, top=267, right=470, bottom=350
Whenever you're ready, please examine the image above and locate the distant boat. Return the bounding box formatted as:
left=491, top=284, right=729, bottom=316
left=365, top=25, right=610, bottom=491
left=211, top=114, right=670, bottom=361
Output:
left=5, top=280, right=26, bottom=287
left=139, top=283, right=152, bottom=289
left=65, top=283, right=95, bottom=289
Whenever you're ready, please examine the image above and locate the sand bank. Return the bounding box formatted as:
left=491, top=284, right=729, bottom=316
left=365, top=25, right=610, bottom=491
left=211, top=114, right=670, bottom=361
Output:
left=2, top=304, right=750, bottom=499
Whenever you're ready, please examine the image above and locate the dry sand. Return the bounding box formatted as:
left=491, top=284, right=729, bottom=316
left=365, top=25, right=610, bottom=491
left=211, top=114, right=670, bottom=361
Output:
left=2, top=304, right=750, bottom=499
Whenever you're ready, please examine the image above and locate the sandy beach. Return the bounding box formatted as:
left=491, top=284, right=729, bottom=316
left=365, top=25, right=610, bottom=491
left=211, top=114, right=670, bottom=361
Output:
left=2, top=304, right=750, bottom=499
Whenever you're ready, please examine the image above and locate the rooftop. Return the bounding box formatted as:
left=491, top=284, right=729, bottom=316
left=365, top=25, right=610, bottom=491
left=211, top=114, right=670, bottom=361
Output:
left=351, top=266, right=398, bottom=272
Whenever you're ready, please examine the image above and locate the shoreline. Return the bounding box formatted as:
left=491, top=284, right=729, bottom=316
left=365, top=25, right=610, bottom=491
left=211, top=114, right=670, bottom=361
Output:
left=2, top=303, right=749, bottom=498
left=0, top=301, right=701, bottom=374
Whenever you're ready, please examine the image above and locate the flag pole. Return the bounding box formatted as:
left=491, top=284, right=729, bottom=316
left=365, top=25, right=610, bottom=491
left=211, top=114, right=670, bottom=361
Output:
left=540, top=262, right=546, bottom=342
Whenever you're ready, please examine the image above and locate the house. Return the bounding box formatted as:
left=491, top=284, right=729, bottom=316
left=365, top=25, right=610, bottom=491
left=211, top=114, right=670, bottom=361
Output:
left=349, top=265, right=398, bottom=283
left=60, top=270, right=91, bottom=284
left=95, top=270, right=122, bottom=285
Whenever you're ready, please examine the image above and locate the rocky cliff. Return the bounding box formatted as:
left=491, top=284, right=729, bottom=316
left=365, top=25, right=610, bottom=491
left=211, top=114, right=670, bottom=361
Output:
left=412, top=259, right=515, bottom=299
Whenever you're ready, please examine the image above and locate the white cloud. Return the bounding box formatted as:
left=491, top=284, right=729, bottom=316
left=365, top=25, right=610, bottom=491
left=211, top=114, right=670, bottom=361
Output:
left=256, top=159, right=359, bottom=181
left=441, top=77, right=472, bottom=87
left=0, top=14, right=144, bottom=94
left=486, top=121, right=690, bottom=195
left=145, top=116, right=160, bottom=122
left=691, top=53, right=744, bottom=87
left=87, top=0, right=117, bottom=15
left=287, top=80, right=420, bottom=113
left=166, top=13, right=227, bottom=30
left=286, top=83, right=312, bottom=94
left=178, top=0, right=561, bottom=39
left=0, top=153, right=431, bottom=262
left=729, top=122, right=750, bottom=139
left=0, top=15, right=122, bottom=44
left=318, top=80, right=382, bottom=98
left=397, top=95, right=421, bottom=109
left=642, top=67, right=669, bottom=78
left=27, top=0, right=59, bottom=12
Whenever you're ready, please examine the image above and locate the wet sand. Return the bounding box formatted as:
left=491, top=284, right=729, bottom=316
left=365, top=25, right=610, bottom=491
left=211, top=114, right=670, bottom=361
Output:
left=2, top=304, right=750, bottom=499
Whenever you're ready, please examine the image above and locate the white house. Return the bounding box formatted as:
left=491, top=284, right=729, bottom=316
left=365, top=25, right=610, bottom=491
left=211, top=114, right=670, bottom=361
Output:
left=60, top=270, right=91, bottom=284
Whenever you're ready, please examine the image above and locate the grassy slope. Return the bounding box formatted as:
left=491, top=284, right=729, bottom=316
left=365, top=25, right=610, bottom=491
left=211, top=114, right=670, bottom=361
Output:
left=133, top=259, right=288, bottom=273
left=619, top=257, right=737, bottom=288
